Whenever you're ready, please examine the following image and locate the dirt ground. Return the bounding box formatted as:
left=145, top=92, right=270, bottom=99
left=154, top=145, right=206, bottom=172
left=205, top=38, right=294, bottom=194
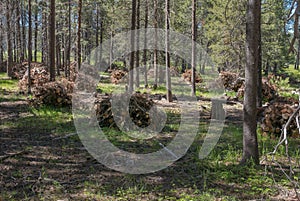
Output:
left=3, top=89, right=297, bottom=200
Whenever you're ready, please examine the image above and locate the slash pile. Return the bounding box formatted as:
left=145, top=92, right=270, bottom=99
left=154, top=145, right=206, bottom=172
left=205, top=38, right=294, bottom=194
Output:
left=110, top=70, right=128, bottom=84
left=30, top=79, right=73, bottom=106
left=182, top=69, right=202, bottom=83
left=259, top=98, right=299, bottom=136
left=94, top=93, right=155, bottom=128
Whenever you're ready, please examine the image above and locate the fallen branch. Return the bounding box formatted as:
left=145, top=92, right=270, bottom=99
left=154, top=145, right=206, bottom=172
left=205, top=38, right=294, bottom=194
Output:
left=0, top=151, right=26, bottom=161
left=52, top=133, right=78, bottom=141
left=261, top=102, right=300, bottom=200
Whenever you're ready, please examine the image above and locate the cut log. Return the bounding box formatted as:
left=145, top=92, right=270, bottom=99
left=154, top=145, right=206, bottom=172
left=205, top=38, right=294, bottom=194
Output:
left=211, top=99, right=226, bottom=120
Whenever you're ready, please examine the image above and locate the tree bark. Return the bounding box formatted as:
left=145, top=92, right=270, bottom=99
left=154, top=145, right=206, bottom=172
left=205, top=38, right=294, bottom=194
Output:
left=135, top=0, right=140, bottom=88
left=153, top=0, right=158, bottom=88
left=191, top=0, right=197, bottom=96
left=66, top=0, right=71, bottom=79
left=21, top=0, right=27, bottom=61
left=165, top=0, right=172, bottom=102
left=49, top=0, right=56, bottom=81
left=56, top=34, right=61, bottom=76
left=34, top=0, right=39, bottom=62
left=28, top=0, right=32, bottom=94
left=16, top=2, right=22, bottom=63
left=6, top=1, right=13, bottom=77
left=241, top=0, right=260, bottom=165
left=77, top=0, right=82, bottom=70
left=0, top=19, right=3, bottom=67
left=257, top=0, right=262, bottom=107
left=129, top=0, right=137, bottom=93
left=143, top=0, right=149, bottom=88
left=41, top=2, right=48, bottom=64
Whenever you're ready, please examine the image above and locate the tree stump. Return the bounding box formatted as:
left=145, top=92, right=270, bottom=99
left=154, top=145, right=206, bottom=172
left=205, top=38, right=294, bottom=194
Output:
left=211, top=99, right=225, bottom=120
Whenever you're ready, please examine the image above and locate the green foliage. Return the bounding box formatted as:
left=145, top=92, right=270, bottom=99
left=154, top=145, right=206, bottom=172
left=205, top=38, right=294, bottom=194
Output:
left=204, top=0, right=246, bottom=71
left=261, top=0, right=290, bottom=68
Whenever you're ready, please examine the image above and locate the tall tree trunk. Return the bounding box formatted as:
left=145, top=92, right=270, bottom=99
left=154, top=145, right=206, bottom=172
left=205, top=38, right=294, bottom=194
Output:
left=12, top=1, right=17, bottom=63
left=257, top=0, right=262, bottom=107
left=66, top=0, right=71, bottom=79
left=77, top=0, right=82, bottom=70
left=135, top=0, right=140, bottom=88
left=16, top=2, right=22, bottom=63
left=99, top=14, right=104, bottom=65
left=42, top=2, right=48, bottom=64
left=129, top=0, right=136, bottom=93
left=95, top=3, right=100, bottom=66
left=295, top=35, right=300, bottom=70
left=109, top=31, right=114, bottom=70
left=28, top=0, right=32, bottom=94
left=34, top=0, right=39, bottom=62
left=143, top=0, right=149, bottom=88
left=56, top=34, right=61, bottom=76
left=241, top=0, right=260, bottom=165
left=153, top=0, right=158, bottom=88
left=6, top=1, right=13, bottom=77
left=191, top=0, right=197, bottom=96
left=49, top=0, right=56, bottom=81
left=165, top=0, right=172, bottom=102
left=21, top=0, right=27, bottom=61
left=0, top=19, right=3, bottom=67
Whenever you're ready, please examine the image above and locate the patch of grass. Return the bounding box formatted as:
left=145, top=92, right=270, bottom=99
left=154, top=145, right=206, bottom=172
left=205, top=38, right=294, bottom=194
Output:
left=0, top=72, right=8, bottom=79
left=2, top=105, right=76, bottom=136
left=0, top=79, right=19, bottom=92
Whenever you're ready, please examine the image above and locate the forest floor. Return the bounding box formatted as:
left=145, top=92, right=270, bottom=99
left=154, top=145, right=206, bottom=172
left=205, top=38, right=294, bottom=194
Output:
left=0, top=75, right=300, bottom=200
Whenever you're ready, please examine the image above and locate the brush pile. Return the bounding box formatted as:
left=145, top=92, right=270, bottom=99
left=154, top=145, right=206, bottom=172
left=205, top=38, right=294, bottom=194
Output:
left=218, top=71, right=277, bottom=102
left=29, top=78, right=74, bottom=106
left=182, top=69, right=202, bottom=83
left=94, top=93, right=155, bottom=128
left=18, top=64, right=75, bottom=106
left=170, top=66, right=180, bottom=77
left=235, top=77, right=277, bottom=101
left=260, top=99, right=299, bottom=136
left=219, top=71, right=243, bottom=91
left=18, top=65, right=50, bottom=92
left=110, top=70, right=127, bottom=84
left=12, top=62, right=45, bottom=79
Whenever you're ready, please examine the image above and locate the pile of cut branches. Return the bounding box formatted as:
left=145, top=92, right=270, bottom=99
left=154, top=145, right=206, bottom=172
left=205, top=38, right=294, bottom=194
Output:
left=95, top=93, right=155, bottom=128
left=18, top=65, right=50, bottom=92
left=259, top=98, right=299, bottom=136
left=13, top=62, right=45, bottom=80
left=170, top=66, right=180, bottom=77
left=110, top=70, right=127, bottom=84
left=182, top=69, right=202, bottom=83
left=236, top=77, right=277, bottom=101
left=18, top=65, right=75, bottom=106
left=30, top=78, right=74, bottom=106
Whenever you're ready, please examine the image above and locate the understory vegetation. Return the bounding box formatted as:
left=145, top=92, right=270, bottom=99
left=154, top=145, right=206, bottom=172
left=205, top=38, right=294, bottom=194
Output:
left=1, top=68, right=299, bottom=200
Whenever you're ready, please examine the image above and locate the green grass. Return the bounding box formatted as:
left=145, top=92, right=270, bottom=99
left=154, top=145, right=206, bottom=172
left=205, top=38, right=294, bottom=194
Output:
left=0, top=79, right=19, bottom=91
left=0, top=73, right=25, bottom=102
left=1, top=66, right=300, bottom=200
left=0, top=105, right=76, bottom=135
left=1, top=103, right=299, bottom=200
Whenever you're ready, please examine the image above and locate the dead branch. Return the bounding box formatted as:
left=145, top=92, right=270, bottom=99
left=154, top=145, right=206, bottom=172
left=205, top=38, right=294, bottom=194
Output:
left=261, top=100, right=300, bottom=200
left=0, top=150, right=26, bottom=161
